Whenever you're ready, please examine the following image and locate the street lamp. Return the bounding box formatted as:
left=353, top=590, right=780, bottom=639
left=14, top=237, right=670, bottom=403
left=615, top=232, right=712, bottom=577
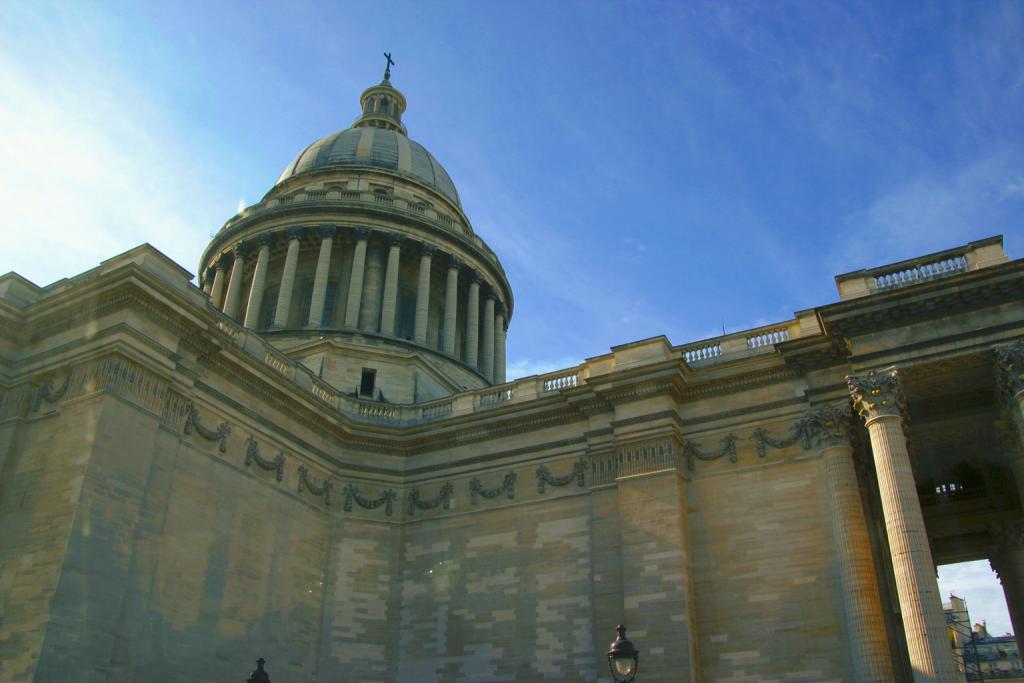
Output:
left=607, top=624, right=640, bottom=682
left=247, top=657, right=271, bottom=683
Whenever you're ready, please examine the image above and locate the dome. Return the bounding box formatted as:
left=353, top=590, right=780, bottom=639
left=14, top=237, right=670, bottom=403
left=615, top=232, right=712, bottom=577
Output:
left=275, top=127, right=461, bottom=207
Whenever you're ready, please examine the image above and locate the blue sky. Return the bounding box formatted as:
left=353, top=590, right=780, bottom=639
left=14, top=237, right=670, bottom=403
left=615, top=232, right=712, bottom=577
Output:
left=1, top=1, right=1022, bottom=631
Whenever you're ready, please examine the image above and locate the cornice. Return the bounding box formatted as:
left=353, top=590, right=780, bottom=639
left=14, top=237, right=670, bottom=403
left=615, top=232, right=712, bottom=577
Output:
left=820, top=262, right=1024, bottom=340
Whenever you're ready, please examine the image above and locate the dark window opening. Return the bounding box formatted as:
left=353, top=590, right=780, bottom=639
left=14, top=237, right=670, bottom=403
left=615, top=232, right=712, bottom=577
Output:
left=360, top=368, right=377, bottom=397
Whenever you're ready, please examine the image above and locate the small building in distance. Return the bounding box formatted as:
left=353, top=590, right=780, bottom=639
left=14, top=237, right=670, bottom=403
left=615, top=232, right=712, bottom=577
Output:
left=947, top=594, right=1023, bottom=681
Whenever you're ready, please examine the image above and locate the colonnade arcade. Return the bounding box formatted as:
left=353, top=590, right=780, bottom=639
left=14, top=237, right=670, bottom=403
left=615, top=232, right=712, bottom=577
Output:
left=827, top=345, right=1024, bottom=682
left=200, top=224, right=508, bottom=384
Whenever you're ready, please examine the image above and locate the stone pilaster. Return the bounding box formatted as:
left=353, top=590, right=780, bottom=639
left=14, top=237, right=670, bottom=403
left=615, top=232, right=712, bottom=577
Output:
left=272, top=228, right=302, bottom=328
left=443, top=258, right=460, bottom=355
left=344, top=228, right=369, bottom=329
left=990, top=520, right=1024, bottom=647
left=616, top=438, right=699, bottom=680
left=222, top=244, right=249, bottom=318
left=482, top=295, right=495, bottom=382
left=466, top=275, right=480, bottom=368
left=813, top=403, right=895, bottom=682
left=380, top=235, right=402, bottom=337
left=413, top=244, right=434, bottom=344
left=243, top=235, right=272, bottom=329
left=494, top=308, right=506, bottom=384
left=848, top=368, right=959, bottom=683
left=308, top=225, right=336, bottom=327
left=209, top=256, right=228, bottom=308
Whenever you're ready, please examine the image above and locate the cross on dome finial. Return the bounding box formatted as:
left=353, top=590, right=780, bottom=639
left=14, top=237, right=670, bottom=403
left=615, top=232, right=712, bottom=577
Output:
left=383, top=52, right=395, bottom=82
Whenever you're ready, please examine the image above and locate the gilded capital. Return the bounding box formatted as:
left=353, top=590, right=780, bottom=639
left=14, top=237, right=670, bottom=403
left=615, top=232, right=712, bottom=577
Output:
left=847, top=368, right=905, bottom=422
left=803, top=402, right=853, bottom=448
left=994, top=340, right=1024, bottom=401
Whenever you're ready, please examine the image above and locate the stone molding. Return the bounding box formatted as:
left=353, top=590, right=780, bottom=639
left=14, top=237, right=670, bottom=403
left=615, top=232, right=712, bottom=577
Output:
left=848, top=368, right=906, bottom=422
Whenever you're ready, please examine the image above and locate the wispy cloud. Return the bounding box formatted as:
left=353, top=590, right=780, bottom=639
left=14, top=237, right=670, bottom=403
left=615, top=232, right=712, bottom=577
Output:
left=505, top=356, right=582, bottom=381
left=0, top=27, right=218, bottom=286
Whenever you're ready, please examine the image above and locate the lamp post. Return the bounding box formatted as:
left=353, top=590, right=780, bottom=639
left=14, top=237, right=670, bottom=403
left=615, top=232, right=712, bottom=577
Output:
left=607, top=624, right=640, bottom=682
left=246, top=657, right=270, bottom=683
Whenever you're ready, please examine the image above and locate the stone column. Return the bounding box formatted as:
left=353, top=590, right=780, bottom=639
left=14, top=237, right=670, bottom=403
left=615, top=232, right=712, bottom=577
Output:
left=993, top=341, right=1024, bottom=647
left=359, top=239, right=385, bottom=332
left=443, top=258, right=460, bottom=355
left=990, top=521, right=1024, bottom=646
left=848, top=369, right=959, bottom=683
left=812, top=404, right=894, bottom=682
left=243, top=235, right=272, bottom=329
left=209, top=256, right=228, bottom=309
left=344, top=228, right=369, bottom=328
left=272, top=228, right=302, bottom=328
left=308, top=225, right=336, bottom=327
left=482, top=295, right=495, bottom=381
left=466, top=275, right=480, bottom=368
left=494, top=307, right=506, bottom=384
left=380, top=235, right=402, bottom=336
left=222, top=244, right=249, bottom=319
left=201, top=270, right=214, bottom=295
left=414, top=244, right=434, bottom=344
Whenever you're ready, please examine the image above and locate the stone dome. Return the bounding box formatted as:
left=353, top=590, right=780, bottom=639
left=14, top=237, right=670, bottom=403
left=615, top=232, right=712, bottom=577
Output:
left=275, top=127, right=461, bottom=207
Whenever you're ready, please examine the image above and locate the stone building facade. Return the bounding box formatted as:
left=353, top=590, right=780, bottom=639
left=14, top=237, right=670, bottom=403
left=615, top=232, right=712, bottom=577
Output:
left=1, top=72, right=1024, bottom=683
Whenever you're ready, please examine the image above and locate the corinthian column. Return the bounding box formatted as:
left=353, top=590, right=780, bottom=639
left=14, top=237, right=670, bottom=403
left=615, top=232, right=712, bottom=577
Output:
left=494, top=307, right=506, bottom=384
left=810, top=404, right=894, bottom=681
left=443, top=258, right=460, bottom=355
left=243, top=235, right=272, bottom=329
left=273, top=228, right=302, bottom=328
left=466, top=274, right=480, bottom=368
left=848, top=369, right=959, bottom=683
left=209, top=255, right=228, bottom=308
left=380, top=235, right=402, bottom=336
left=414, top=243, right=434, bottom=344
left=344, top=228, right=369, bottom=328
left=308, top=225, right=336, bottom=327
left=222, top=244, right=249, bottom=319
left=482, top=295, right=495, bottom=381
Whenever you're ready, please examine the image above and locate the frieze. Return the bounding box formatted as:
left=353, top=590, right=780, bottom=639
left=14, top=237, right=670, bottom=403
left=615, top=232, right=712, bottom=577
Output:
left=184, top=403, right=230, bottom=452
left=244, top=436, right=285, bottom=482
left=407, top=482, right=454, bottom=516
left=342, top=484, right=396, bottom=516
left=752, top=403, right=852, bottom=456
left=469, top=471, right=516, bottom=505
left=848, top=368, right=905, bottom=422
left=297, top=465, right=333, bottom=507
left=536, top=459, right=586, bottom=493
left=684, top=434, right=738, bottom=471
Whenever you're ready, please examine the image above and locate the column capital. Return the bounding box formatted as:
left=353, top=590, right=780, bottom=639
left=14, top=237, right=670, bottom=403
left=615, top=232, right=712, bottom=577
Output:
left=847, top=368, right=905, bottom=423
left=216, top=252, right=231, bottom=269
left=318, top=224, right=338, bottom=239
left=202, top=268, right=216, bottom=286
left=286, top=227, right=305, bottom=242
left=494, top=300, right=506, bottom=317
left=802, top=402, right=853, bottom=449
left=468, top=269, right=482, bottom=286
left=991, top=520, right=1024, bottom=558
left=256, top=233, right=275, bottom=249
left=448, top=255, right=464, bottom=271
left=351, top=226, right=370, bottom=241
left=419, top=242, right=436, bottom=257
left=233, top=242, right=252, bottom=259
left=386, top=232, right=404, bottom=247
left=995, top=340, right=1024, bottom=400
